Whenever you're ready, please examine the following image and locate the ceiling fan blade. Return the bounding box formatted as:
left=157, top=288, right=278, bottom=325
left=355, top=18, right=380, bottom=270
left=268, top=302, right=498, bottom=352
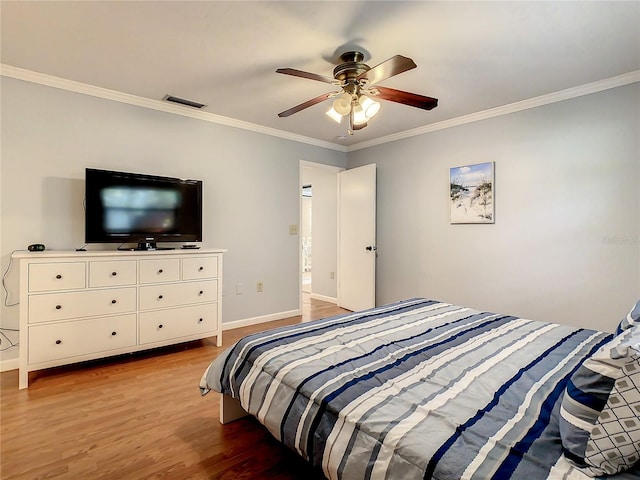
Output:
left=276, top=68, right=335, bottom=84
left=374, top=86, right=438, bottom=110
left=357, top=55, right=417, bottom=85
left=277, top=92, right=335, bottom=117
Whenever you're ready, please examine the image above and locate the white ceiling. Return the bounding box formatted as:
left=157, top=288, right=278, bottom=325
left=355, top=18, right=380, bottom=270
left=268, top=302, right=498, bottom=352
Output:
left=2, top=1, right=639, bottom=149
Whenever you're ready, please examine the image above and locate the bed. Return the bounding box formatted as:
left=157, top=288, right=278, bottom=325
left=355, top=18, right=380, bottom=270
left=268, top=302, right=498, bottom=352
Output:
left=200, top=298, right=640, bottom=480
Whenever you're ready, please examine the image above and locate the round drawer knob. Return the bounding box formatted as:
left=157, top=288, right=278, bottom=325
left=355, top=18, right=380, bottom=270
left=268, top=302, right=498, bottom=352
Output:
left=111, top=299, right=117, bottom=304
left=111, top=271, right=117, bottom=276
left=158, top=324, right=163, bottom=329
left=198, top=266, right=204, bottom=271
left=111, top=331, right=117, bottom=336
left=199, top=290, right=204, bottom=295
left=158, top=295, right=164, bottom=300
left=56, top=274, right=62, bottom=279
left=158, top=269, right=163, bottom=274
left=198, top=318, right=203, bottom=323
left=55, top=339, right=62, bottom=345
left=55, top=305, right=62, bottom=310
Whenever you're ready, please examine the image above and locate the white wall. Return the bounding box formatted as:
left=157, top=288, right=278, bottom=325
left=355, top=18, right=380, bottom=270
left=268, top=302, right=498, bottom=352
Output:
left=2, top=75, right=638, bottom=370
left=349, top=83, right=640, bottom=332
left=0, top=77, right=347, bottom=363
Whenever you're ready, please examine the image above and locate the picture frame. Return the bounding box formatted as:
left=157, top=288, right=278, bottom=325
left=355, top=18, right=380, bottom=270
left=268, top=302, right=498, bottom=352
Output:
left=449, top=162, right=494, bottom=224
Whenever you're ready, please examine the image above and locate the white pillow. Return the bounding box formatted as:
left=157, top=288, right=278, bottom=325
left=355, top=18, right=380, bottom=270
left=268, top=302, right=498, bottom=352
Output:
left=559, top=326, right=640, bottom=476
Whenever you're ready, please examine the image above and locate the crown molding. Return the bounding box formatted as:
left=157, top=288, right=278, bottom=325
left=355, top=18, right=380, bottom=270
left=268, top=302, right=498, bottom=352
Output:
left=348, top=70, right=640, bottom=151
left=2, top=64, right=637, bottom=154
left=0, top=64, right=348, bottom=153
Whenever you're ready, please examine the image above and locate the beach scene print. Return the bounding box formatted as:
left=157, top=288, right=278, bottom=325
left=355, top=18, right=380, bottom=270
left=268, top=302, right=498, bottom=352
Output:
left=450, top=162, right=494, bottom=224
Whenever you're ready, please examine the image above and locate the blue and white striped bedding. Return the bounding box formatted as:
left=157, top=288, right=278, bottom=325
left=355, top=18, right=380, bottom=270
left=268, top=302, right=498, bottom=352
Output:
left=200, top=298, right=640, bottom=480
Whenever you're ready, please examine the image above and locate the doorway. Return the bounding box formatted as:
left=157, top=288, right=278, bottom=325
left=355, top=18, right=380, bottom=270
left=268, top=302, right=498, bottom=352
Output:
left=301, top=183, right=312, bottom=294
left=300, top=162, right=343, bottom=307
left=299, top=161, right=377, bottom=313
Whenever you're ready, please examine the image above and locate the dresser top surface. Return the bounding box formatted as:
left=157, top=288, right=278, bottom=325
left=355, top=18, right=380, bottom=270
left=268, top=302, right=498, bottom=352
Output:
left=12, top=248, right=227, bottom=260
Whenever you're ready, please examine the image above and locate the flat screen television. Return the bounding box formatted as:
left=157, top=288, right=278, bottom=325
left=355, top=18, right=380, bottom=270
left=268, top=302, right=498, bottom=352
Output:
left=85, top=168, right=202, bottom=250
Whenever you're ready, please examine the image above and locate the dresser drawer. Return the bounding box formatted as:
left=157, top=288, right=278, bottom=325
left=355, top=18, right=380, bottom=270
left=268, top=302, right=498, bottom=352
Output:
left=28, top=262, right=86, bottom=292
left=28, top=287, right=137, bottom=324
left=182, top=256, right=219, bottom=280
left=28, top=314, right=137, bottom=364
left=139, top=280, right=218, bottom=310
left=139, top=258, right=180, bottom=284
left=139, top=304, right=218, bottom=344
left=89, top=260, right=137, bottom=287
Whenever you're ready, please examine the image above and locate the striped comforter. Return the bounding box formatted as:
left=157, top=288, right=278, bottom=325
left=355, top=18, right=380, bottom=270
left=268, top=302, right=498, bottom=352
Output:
left=200, top=299, right=640, bottom=480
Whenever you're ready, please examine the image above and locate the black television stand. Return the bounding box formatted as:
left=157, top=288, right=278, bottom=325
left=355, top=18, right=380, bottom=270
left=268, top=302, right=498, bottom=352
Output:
left=137, top=241, right=157, bottom=251
left=137, top=242, right=174, bottom=251
left=115, top=242, right=176, bottom=251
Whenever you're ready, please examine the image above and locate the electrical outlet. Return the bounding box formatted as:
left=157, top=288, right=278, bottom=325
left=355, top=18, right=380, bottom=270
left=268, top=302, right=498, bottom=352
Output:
left=236, top=283, right=243, bottom=295
left=257, top=281, right=264, bottom=293
left=289, top=224, right=299, bottom=235
left=330, top=272, right=335, bottom=280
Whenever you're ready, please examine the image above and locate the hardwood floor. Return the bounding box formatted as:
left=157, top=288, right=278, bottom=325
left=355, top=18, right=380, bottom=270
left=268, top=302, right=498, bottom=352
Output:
left=0, top=296, right=349, bottom=480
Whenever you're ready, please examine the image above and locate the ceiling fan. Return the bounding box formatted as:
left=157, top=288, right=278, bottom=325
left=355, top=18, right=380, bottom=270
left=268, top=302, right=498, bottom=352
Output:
left=276, top=51, right=438, bottom=135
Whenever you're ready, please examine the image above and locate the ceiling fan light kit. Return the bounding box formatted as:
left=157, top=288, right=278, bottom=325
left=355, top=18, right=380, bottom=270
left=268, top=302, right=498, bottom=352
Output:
left=277, top=50, right=438, bottom=135
left=326, top=93, right=380, bottom=128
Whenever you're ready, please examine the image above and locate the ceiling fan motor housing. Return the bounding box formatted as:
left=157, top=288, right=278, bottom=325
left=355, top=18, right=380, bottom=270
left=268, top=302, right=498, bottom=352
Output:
left=333, top=51, right=370, bottom=90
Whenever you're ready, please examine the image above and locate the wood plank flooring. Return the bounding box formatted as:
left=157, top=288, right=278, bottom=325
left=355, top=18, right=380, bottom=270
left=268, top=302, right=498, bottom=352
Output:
left=0, top=296, right=349, bottom=480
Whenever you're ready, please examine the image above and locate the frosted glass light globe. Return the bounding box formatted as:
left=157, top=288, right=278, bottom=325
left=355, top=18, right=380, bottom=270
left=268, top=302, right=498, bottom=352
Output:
left=333, top=92, right=352, bottom=116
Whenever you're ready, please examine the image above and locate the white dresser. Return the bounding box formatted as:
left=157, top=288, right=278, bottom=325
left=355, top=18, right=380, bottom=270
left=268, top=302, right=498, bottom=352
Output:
left=13, top=248, right=225, bottom=389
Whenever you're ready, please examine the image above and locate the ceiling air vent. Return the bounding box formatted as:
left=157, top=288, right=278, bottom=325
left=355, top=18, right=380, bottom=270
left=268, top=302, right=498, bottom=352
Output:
left=163, top=95, right=207, bottom=109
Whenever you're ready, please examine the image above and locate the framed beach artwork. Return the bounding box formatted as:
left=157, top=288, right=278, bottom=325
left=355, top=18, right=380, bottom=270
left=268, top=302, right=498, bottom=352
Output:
left=449, top=162, right=494, bottom=224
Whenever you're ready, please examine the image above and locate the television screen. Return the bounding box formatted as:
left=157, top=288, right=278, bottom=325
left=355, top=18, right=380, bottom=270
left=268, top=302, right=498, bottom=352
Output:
left=85, top=168, right=202, bottom=249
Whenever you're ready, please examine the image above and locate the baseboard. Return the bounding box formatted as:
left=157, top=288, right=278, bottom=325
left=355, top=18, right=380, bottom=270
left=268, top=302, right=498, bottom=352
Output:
left=0, top=358, right=19, bottom=372
left=310, top=293, right=338, bottom=304
left=222, top=309, right=302, bottom=331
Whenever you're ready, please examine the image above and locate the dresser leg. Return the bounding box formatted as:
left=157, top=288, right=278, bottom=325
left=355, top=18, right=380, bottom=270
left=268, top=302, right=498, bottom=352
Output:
left=19, top=369, right=28, bottom=389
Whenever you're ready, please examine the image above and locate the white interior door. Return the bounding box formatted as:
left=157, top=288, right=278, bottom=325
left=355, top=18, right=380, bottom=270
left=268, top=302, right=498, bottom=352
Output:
left=338, top=164, right=376, bottom=311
